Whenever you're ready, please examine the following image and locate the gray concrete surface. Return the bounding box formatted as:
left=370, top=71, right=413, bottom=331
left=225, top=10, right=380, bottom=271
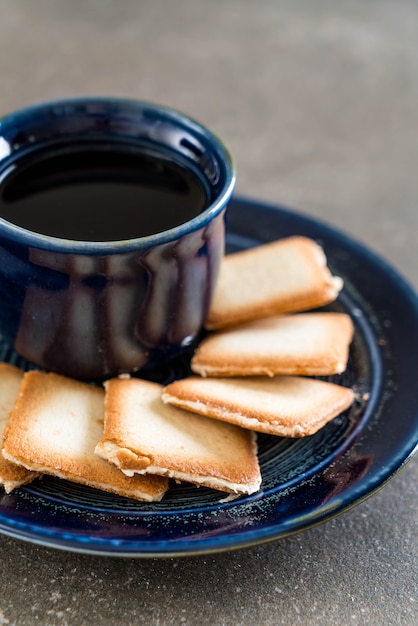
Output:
left=0, top=1, right=417, bottom=624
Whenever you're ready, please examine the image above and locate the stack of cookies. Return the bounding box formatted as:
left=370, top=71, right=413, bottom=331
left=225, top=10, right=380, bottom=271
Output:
left=0, top=236, right=355, bottom=501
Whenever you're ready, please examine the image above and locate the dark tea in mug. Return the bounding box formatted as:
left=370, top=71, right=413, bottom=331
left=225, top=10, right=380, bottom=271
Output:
left=0, top=144, right=207, bottom=241
left=0, top=98, right=235, bottom=380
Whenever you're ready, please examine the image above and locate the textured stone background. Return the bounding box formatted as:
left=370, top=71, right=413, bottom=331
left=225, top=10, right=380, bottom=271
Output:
left=0, top=1, right=417, bottom=624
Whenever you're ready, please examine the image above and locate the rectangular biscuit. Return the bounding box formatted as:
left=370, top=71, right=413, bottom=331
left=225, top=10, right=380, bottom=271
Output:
left=0, top=363, right=39, bottom=493
left=2, top=371, right=168, bottom=502
left=95, top=377, right=261, bottom=495
left=206, top=236, right=343, bottom=329
left=163, top=375, right=355, bottom=437
left=192, top=312, right=354, bottom=377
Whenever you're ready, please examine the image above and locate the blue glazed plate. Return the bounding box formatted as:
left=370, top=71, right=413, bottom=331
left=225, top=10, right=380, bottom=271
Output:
left=0, top=196, right=417, bottom=557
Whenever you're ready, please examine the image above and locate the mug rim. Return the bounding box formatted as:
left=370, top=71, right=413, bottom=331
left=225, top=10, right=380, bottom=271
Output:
left=0, top=97, right=235, bottom=254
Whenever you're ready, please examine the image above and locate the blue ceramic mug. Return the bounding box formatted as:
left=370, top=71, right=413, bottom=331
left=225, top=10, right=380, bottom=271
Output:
left=0, top=98, right=235, bottom=379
